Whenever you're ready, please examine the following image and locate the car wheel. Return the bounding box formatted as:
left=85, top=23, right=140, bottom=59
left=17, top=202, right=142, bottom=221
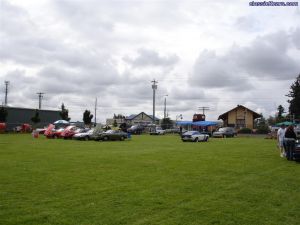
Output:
left=84, top=136, right=89, bottom=141
left=103, top=136, right=109, bottom=141
left=53, top=135, right=57, bottom=139
left=194, top=137, right=199, bottom=142
left=205, top=137, right=209, bottom=142
left=120, top=136, right=125, bottom=141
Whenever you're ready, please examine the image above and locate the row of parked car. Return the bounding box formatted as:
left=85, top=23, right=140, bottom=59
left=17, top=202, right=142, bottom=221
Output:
left=38, top=122, right=239, bottom=143
left=41, top=125, right=128, bottom=141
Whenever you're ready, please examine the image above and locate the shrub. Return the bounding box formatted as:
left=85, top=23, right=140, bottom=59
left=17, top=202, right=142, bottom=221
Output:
left=238, top=128, right=252, bottom=134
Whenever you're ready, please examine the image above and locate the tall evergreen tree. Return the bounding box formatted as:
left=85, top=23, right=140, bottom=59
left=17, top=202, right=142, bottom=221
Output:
left=286, top=74, right=300, bottom=119
left=161, top=117, right=173, bottom=130
left=59, top=103, right=71, bottom=121
left=31, top=109, right=41, bottom=125
left=0, top=106, right=8, bottom=122
left=83, top=110, right=93, bottom=126
left=276, top=105, right=285, bottom=122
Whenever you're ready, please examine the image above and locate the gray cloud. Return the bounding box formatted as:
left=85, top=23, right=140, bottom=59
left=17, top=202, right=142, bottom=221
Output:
left=123, top=49, right=179, bottom=68
left=190, top=29, right=300, bottom=91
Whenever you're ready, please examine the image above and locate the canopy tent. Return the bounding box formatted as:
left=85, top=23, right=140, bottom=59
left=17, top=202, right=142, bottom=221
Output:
left=276, top=121, right=296, bottom=126
left=176, top=121, right=218, bottom=126
left=53, top=120, right=70, bottom=125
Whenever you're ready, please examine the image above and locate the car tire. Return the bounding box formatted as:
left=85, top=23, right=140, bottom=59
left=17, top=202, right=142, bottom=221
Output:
left=103, top=136, right=109, bottom=141
left=205, top=137, right=209, bottom=142
left=84, top=136, right=89, bottom=141
left=54, top=135, right=57, bottom=139
left=120, top=136, right=125, bottom=141
left=194, top=137, right=199, bottom=142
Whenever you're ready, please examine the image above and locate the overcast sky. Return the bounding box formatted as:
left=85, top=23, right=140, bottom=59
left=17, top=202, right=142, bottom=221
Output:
left=1, top=0, right=300, bottom=123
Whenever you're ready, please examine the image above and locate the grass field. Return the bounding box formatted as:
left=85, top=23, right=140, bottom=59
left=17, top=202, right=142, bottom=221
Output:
left=0, top=134, right=300, bottom=225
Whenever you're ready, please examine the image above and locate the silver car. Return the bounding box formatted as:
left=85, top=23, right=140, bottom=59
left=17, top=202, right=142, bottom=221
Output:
left=213, top=127, right=236, bottom=138
left=181, top=131, right=209, bottom=142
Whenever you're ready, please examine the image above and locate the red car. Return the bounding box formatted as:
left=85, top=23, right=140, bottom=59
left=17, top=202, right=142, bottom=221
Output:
left=44, top=124, right=65, bottom=139
left=61, top=126, right=81, bottom=139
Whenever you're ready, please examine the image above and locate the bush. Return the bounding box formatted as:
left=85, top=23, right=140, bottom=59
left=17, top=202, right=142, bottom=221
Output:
left=256, top=126, right=270, bottom=134
left=238, top=128, right=252, bottom=134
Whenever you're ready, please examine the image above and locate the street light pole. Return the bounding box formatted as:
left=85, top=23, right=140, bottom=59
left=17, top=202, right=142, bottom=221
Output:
left=151, top=79, right=158, bottom=124
left=164, top=95, right=168, bottom=119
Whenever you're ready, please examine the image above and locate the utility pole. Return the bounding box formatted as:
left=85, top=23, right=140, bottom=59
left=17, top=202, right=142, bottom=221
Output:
left=198, top=106, right=210, bottom=115
left=151, top=79, right=158, bottom=124
left=4, top=81, right=9, bottom=106
left=36, top=92, right=44, bottom=110
left=94, top=97, right=97, bottom=126
left=164, top=94, right=168, bottom=119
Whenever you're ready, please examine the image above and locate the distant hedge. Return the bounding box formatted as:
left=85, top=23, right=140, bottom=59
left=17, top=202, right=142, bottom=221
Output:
left=238, top=128, right=252, bottom=134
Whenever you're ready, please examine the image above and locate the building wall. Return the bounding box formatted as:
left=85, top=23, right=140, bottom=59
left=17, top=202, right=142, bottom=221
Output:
left=227, top=107, right=254, bottom=129
left=4, top=107, right=60, bottom=130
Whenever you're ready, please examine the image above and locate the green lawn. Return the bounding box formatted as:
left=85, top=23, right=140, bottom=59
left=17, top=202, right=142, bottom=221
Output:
left=0, top=134, right=299, bottom=225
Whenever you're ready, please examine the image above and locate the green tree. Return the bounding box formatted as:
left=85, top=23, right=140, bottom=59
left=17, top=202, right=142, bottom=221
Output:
left=31, top=109, right=41, bottom=126
left=83, top=110, right=93, bottom=126
left=287, top=74, right=300, bottom=120
left=276, top=105, right=285, bottom=123
left=0, top=106, right=8, bottom=122
left=161, top=117, right=173, bottom=130
left=59, top=103, right=70, bottom=121
left=267, top=115, right=276, bottom=126
left=255, top=114, right=270, bottom=134
left=113, top=119, right=118, bottom=127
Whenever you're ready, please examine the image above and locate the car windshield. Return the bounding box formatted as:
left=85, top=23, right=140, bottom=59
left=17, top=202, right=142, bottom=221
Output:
left=105, top=130, right=114, bottom=134
left=184, top=131, right=199, bottom=135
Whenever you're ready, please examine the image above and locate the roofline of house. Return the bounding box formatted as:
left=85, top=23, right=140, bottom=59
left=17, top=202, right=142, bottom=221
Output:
left=218, top=104, right=261, bottom=120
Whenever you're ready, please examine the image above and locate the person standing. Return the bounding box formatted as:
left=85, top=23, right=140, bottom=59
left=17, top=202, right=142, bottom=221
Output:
left=284, top=125, right=297, bottom=160
left=277, top=125, right=286, bottom=157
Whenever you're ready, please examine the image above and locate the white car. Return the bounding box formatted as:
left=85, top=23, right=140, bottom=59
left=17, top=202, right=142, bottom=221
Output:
left=150, top=127, right=166, bottom=135
left=181, top=131, right=209, bottom=142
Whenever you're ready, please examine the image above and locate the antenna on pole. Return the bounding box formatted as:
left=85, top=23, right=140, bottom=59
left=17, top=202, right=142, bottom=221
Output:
left=198, top=106, right=210, bottom=115
left=151, top=79, right=158, bottom=124
left=94, top=97, right=97, bottom=126
left=36, top=92, right=45, bottom=109
left=4, top=81, right=9, bottom=106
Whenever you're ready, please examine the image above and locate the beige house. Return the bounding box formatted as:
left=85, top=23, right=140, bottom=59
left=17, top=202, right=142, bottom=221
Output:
left=106, top=112, right=159, bottom=126
left=218, top=105, right=261, bottom=129
left=126, top=112, right=159, bottom=125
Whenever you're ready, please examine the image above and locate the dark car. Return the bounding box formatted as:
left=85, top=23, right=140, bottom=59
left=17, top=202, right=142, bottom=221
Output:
left=127, top=125, right=144, bottom=134
left=213, top=127, right=236, bottom=138
left=293, top=139, right=300, bottom=161
left=95, top=130, right=128, bottom=141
